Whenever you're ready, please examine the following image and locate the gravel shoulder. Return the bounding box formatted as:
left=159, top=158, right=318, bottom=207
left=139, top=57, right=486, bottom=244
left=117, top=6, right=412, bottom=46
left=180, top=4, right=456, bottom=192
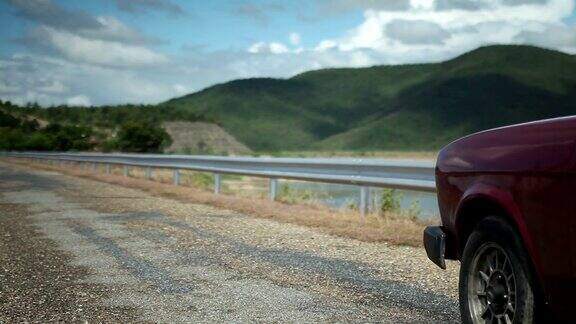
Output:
left=0, top=162, right=460, bottom=322
left=0, top=168, right=139, bottom=322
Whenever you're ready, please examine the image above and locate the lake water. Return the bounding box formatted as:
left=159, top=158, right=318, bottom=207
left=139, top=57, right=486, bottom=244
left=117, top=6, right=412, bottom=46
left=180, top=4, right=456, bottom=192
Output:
left=225, top=176, right=440, bottom=221
left=282, top=180, right=440, bottom=221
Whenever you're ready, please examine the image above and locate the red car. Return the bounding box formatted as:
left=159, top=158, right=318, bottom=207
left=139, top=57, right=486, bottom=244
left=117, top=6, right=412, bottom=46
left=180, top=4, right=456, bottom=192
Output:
left=424, top=116, right=576, bottom=323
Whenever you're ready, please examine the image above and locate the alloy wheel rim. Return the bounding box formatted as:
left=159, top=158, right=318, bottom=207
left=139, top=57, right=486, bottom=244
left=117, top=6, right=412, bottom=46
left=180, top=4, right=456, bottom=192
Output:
left=468, top=243, right=516, bottom=324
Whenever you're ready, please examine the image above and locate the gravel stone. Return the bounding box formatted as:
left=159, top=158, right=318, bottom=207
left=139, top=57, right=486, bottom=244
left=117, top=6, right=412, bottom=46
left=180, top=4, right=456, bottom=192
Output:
left=0, top=163, right=460, bottom=323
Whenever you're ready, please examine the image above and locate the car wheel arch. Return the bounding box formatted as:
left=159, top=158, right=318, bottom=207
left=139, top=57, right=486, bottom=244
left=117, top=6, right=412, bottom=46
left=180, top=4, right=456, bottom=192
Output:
left=455, top=187, right=534, bottom=261
left=455, top=195, right=509, bottom=256
left=455, top=187, right=545, bottom=294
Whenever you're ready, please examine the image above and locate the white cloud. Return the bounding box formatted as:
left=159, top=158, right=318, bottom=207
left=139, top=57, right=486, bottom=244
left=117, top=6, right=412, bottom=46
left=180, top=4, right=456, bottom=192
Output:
left=37, top=80, right=67, bottom=94
left=289, top=32, right=301, bottom=46
left=36, top=26, right=168, bottom=67
left=386, top=19, right=451, bottom=44
left=248, top=41, right=290, bottom=54
left=80, top=16, right=161, bottom=45
left=318, top=0, right=411, bottom=14
left=8, top=0, right=159, bottom=45
left=515, top=24, right=576, bottom=48
left=315, top=40, right=338, bottom=51
left=0, top=81, right=20, bottom=94
left=314, top=0, right=576, bottom=59
left=67, top=95, right=92, bottom=107
left=173, top=84, right=189, bottom=94
left=2, top=0, right=576, bottom=108
left=0, top=54, right=184, bottom=106
left=436, top=0, right=549, bottom=10
left=2, top=0, right=174, bottom=105
left=115, top=0, right=186, bottom=16
left=411, top=0, right=435, bottom=10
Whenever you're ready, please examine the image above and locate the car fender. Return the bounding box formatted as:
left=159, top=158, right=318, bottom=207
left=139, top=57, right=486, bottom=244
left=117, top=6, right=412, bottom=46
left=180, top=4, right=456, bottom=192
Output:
left=455, top=182, right=544, bottom=285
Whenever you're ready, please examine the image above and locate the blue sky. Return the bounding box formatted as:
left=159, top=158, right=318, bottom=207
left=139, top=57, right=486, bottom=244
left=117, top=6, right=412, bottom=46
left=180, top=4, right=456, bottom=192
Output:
left=0, top=1, right=365, bottom=55
left=1, top=0, right=575, bottom=106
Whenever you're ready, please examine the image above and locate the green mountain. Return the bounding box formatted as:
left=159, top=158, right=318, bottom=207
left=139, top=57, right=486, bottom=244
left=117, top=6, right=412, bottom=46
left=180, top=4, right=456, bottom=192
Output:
left=163, top=45, right=576, bottom=151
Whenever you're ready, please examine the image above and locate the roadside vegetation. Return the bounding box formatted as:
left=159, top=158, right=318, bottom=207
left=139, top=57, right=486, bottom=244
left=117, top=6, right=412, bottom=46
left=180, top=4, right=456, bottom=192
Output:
left=257, top=150, right=437, bottom=159
left=0, top=107, right=94, bottom=151
left=10, top=101, right=212, bottom=129
left=105, top=122, right=172, bottom=153
left=380, top=189, right=422, bottom=221
left=0, top=101, right=172, bottom=153
left=278, top=185, right=327, bottom=205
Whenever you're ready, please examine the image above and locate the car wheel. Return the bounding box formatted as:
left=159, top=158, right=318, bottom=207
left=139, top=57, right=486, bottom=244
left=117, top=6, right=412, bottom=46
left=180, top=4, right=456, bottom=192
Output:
left=459, top=216, right=537, bottom=324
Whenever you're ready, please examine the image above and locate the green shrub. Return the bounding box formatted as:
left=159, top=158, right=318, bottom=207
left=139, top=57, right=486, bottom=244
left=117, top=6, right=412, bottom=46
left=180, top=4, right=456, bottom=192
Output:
left=380, top=189, right=401, bottom=213
left=25, top=133, right=53, bottom=150
left=113, top=122, right=172, bottom=153
left=188, top=172, right=213, bottom=189
left=0, top=120, right=93, bottom=151
left=0, top=111, right=20, bottom=128
left=279, top=185, right=321, bottom=204
left=44, top=124, right=94, bottom=151
left=407, top=200, right=422, bottom=221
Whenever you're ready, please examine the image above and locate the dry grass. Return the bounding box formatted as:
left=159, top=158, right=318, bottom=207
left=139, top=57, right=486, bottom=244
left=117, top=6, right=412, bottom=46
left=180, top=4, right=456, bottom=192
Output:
left=4, top=158, right=428, bottom=247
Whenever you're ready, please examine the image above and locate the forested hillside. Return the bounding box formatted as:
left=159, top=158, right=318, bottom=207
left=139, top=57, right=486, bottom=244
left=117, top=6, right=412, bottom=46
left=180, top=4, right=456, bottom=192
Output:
left=164, top=45, right=576, bottom=151
left=3, top=45, right=575, bottom=153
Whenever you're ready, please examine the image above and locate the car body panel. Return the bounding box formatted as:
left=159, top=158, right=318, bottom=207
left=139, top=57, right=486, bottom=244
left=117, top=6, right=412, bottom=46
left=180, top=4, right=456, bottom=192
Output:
left=434, top=116, right=576, bottom=318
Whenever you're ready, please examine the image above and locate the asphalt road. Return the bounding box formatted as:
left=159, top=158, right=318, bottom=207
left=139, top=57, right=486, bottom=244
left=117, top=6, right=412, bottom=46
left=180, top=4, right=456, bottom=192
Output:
left=0, top=163, right=460, bottom=323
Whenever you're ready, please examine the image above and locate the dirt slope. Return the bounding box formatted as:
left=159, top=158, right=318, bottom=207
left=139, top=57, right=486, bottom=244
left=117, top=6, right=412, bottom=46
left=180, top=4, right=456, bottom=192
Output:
left=162, top=121, right=251, bottom=155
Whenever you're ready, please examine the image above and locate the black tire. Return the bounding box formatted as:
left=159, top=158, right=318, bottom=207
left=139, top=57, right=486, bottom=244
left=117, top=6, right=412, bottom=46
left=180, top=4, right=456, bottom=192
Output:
left=459, top=216, right=538, bottom=324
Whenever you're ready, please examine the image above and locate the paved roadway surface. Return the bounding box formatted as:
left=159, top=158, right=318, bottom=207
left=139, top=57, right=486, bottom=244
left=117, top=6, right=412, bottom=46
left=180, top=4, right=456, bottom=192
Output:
left=0, top=163, right=460, bottom=323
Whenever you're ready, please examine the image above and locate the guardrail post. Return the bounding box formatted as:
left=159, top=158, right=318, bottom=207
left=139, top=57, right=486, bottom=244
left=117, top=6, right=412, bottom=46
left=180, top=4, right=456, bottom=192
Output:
left=214, top=173, right=222, bottom=194
left=173, top=169, right=180, bottom=186
left=106, top=164, right=111, bottom=174
left=269, top=178, right=278, bottom=201
left=123, top=165, right=129, bottom=177
left=92, top=163, right=97, bottom=172
left=145, top=167, right=152, bottom=180
left=359, top=186, right=371, bottom=217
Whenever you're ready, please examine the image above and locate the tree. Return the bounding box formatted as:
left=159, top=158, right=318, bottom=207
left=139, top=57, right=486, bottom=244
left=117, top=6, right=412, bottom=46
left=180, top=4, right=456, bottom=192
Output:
left=44, top=123, right=94, bottom=151
left=24, top=133, right=52, bottom=151
left=0, top=111, right=20, bottom=128
left=114, top=122, right=172, bottom=153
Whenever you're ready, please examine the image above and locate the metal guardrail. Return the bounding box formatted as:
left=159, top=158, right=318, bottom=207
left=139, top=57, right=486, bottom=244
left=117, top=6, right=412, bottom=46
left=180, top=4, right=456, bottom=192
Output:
left=2, top=151, right=437, bottom=216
